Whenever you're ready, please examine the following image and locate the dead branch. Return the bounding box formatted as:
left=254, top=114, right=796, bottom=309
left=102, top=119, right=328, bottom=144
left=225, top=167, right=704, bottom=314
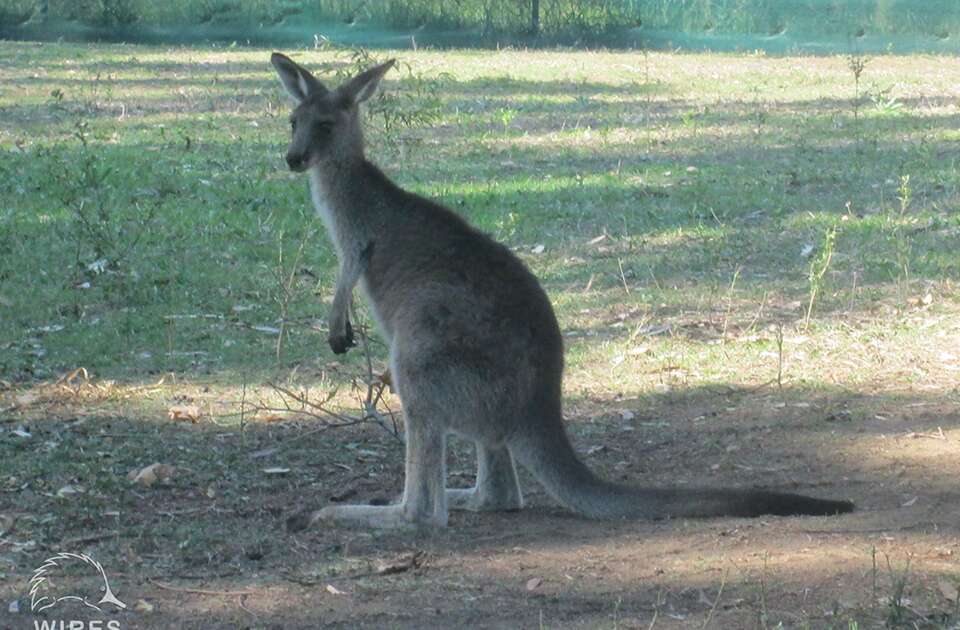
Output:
left=242, top=314, right=402, bottom=443
left=58, top=531, right=121, bottom=546
left=148, top=578, right=254, bottom=597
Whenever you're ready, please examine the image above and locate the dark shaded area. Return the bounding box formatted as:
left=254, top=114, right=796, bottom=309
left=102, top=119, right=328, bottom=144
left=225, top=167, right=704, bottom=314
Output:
left=1, top=382, right=958, bottom=626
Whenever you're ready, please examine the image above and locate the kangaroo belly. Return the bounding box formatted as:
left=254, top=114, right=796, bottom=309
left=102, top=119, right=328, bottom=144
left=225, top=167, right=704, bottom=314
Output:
left=358, top=277, right=392, bottom=344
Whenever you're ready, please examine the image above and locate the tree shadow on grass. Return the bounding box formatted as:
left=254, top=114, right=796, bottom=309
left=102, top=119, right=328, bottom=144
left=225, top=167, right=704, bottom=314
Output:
left=2, top=119, right=957, bottom=382
left=2, top=45, right=958, bottom=381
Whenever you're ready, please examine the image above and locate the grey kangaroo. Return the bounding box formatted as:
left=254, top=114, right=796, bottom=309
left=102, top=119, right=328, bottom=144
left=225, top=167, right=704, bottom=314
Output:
left=270, top=52, right=853, bottom=529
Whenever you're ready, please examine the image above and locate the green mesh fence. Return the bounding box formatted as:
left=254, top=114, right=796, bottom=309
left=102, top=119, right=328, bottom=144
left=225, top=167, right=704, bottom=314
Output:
left=2, top=1, right=960, bottom=53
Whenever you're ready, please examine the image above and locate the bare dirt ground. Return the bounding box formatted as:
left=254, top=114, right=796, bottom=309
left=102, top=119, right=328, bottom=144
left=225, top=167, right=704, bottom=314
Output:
left=3, top=381, right=959, bottom=629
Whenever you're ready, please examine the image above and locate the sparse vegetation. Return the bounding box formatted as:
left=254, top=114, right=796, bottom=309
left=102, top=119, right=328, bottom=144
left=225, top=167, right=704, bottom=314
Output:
left=804, top=222, right=837, bottom=329
left=5, top=0, right=960, bottom=41
left=1, top=42, right=959, bottom=628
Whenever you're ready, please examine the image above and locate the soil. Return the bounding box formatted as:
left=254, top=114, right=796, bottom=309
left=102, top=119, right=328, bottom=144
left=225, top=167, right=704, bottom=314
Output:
left=2, top=388, right=958, bottom=629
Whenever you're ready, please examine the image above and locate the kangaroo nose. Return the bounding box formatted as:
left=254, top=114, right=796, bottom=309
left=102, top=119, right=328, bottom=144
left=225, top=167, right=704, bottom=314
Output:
left=286, top=153, right=305, bottom=171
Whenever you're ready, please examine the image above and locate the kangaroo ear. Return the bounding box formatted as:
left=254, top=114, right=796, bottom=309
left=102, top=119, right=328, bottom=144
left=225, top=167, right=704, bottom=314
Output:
left=271, top=52, right=327, bottom=103
left=338, top=59, right=396, bottom=106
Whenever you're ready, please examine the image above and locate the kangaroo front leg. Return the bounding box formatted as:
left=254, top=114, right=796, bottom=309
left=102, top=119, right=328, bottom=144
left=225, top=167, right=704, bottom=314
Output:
left=448, top=444, right=523, bottom=512
left=327, top=271, right=355, bottom=354
left=327, top=242, right=372, bottom=354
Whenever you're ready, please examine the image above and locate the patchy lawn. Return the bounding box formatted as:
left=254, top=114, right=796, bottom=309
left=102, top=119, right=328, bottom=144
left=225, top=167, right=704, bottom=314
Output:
left=1, top=41, right=959, bottom=628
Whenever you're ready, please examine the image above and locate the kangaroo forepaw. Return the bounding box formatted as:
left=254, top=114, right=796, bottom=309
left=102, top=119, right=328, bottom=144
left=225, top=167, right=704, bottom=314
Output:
left=328, top=321, right=356, bottom=354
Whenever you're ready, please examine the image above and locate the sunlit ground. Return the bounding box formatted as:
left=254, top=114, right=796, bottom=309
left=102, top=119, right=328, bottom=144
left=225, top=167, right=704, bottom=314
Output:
left=1, top=41, right=959, bottom=628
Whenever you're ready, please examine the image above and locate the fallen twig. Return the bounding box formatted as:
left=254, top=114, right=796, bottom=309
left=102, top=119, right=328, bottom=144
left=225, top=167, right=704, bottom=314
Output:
left=701, top=568, right=728, bottom=629
left=59, top=531, right=120, bottom=546
left=800, top=522, right=938, bottom=535
left=238, top=594, right=259, bottom=618
left=905, top=427, right=947, bottom=440
left=376, top=551, right=424, bottom=576
left=148, top=578, right=254, bottom=597
left=157, top=570, right=241, bottom=581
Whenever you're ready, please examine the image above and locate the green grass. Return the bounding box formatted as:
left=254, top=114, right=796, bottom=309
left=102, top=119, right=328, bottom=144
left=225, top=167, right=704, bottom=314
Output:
left=1, top=43, right=958, bottom=388
left=1, top=42, right=960, bottom=628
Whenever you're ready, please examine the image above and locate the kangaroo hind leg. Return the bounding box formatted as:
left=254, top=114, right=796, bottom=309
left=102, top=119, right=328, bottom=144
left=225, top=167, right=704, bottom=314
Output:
left=297, top=411, right=447, bottom=530
left=447, top=443, right=523, bottom=512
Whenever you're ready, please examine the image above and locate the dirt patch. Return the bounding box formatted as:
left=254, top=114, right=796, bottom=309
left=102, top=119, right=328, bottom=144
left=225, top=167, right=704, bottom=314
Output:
left=2, top=386, right=959, bottom=629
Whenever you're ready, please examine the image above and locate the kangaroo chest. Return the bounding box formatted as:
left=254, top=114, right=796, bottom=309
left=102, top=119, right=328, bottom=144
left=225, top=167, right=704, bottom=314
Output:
left=308, top=169, right=341, bottom=253
left=308, top=168, right=393, bottom=344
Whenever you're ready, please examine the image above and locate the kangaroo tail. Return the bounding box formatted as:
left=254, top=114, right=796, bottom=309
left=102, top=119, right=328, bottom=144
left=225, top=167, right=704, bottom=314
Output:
left=509, top=423, right=853, bottom=519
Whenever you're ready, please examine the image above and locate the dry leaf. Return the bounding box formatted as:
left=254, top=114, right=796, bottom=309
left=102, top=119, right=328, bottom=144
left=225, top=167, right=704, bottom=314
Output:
left=248, top=447, right=279, bottom=460
left=252, top=325, right=281, bottom=335
left=57, top=367, right=90, bottom=386
left=14, top=392, right=38, bottom=408
left=376, top=551, right=423, bottom=576
left=263, top=467, right=291, bottom=475
left=378, top=369, right=393, bottom=391
left=939, top=580, right=959, bottom=603
left=256, top=413, right=286, bottom=423
left=130, top=463, right=176, bottom=487
left=525, top=577, right=543, bottom=591
left=531, top=244, right=545, bottom=254
left=56, top=484, right=84, bottom=498
left=167, top=405, right=201, bottom=423
left=325, top=584, right=346, bottom=596
left=133, top=599, right=155, bottom=613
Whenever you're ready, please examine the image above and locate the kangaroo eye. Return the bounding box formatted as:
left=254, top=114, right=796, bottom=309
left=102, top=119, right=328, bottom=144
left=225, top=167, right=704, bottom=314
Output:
left=290, top=120, right=297, bottom=132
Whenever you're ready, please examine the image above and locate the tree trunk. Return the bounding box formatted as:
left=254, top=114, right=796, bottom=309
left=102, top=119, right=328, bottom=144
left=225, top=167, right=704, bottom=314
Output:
left=530, top=0, right=540, bottom=35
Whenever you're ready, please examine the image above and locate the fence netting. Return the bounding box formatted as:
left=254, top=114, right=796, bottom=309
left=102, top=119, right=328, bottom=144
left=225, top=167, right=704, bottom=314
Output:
left=2, top=1, right=959, bottom=52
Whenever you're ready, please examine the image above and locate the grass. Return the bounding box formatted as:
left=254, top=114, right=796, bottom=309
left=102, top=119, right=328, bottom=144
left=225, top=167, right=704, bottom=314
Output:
left=1, top=41, right=960, bottom=628
left=2, top=45, right=958, bottom=385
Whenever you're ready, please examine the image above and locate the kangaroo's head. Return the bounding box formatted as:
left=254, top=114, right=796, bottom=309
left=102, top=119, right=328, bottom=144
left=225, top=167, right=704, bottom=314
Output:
left=271, top=52, right=395, bottom=172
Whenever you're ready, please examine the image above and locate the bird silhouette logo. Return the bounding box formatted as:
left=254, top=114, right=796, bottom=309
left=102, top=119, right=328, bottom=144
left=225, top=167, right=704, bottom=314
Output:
left=29, top=552, right=127, bottom=613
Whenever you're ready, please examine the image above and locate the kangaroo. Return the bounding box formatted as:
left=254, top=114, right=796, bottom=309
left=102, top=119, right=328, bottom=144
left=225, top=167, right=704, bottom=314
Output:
left=270, top=52, right=854, bottom=529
